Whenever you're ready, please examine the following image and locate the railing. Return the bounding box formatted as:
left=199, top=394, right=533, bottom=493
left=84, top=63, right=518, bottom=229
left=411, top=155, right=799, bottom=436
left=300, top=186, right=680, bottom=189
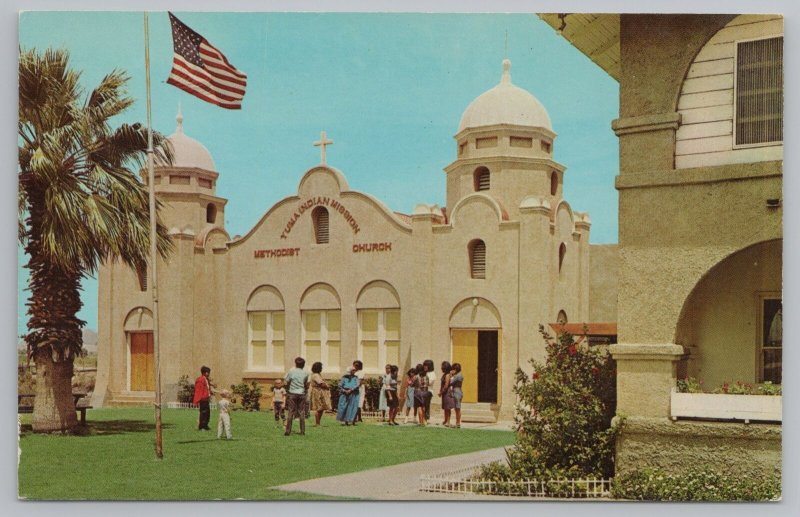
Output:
left=420, top=465, right=611, bottom=498
left=166, top=401, right=218, bottom=410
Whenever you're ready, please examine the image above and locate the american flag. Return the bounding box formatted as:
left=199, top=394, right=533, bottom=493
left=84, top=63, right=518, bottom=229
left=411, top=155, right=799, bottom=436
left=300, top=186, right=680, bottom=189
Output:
left=166, top=12, right=247, bottom=109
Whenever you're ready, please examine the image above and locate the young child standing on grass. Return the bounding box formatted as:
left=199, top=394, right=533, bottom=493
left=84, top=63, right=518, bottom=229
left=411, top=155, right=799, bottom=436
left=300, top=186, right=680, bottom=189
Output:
left=217, top=389, right=233, bottom=440
left=272, top=379, right=287, bottom=423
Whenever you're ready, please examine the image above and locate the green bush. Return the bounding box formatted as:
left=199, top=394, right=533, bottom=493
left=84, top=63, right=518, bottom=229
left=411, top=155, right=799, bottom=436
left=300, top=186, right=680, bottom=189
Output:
left=476, top=325, right=619, bottom=489
left=230, top=381, right=262, bottom=411
left=611, top=468, right=781, bottom=501
left=177, top=375, right=195, bottom=404
left=327, top=375, right=382, bottom=412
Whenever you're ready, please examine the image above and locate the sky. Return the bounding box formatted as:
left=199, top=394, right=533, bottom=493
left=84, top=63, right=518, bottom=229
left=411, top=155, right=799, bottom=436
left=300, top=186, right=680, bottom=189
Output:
left=17, top=11, right=620, bottom=336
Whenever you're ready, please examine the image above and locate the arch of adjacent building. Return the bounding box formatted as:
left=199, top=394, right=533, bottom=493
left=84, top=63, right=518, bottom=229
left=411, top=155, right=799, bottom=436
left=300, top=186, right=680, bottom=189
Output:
left=123, top=307, right=153, bottom=332
left=448, top=297, right=502, bottom=329
left=449, top=193, right=509, bottom=227
left=300, top=282, right=341, bottom=310
left=356, top=280, right=400, bottom=309
left=246, top=285, right=285, bottom=311
left=674, top=239, right=782, bottom=387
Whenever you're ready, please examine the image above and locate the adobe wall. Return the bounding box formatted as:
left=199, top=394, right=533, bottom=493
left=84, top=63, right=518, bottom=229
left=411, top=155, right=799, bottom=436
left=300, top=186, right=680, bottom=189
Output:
left=615, top=417, right=781, bottom=478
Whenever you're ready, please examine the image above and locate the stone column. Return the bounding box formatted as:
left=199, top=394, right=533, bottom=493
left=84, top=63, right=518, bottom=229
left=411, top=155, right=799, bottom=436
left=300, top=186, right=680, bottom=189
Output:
left=609, top=343, right=686, bottom=418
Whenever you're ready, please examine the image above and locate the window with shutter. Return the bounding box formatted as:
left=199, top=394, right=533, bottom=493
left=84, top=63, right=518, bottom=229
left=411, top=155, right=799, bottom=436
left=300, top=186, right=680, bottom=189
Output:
left=473, top=167, right=490, bottom=191
left=136, top=265, right=147, bottom=292
left=312, top=206, right=329, bottom=244
left=735, top=37, right=783, bottom=146
left=469, top=239, right=486, bottom=279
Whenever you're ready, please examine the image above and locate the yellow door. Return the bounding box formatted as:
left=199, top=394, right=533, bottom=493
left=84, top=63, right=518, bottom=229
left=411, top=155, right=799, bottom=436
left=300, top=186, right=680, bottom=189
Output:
left=130, top=332, right=154, bottom=391
left=451, top=329, right=478, bottom=403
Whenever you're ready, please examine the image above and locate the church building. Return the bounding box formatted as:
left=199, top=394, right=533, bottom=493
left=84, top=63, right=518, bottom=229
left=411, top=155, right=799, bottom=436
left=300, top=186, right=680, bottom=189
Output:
left=93, top=59, right=618, bottom=420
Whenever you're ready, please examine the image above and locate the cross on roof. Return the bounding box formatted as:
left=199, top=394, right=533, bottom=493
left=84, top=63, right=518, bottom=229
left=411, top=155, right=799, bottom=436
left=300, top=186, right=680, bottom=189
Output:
left=314, top=131, right=334, bottom=164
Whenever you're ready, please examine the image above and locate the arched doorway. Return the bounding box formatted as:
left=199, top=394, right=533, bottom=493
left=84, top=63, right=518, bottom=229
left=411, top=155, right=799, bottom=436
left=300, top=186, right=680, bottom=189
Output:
left=675, top=239, right=782, bottom=386
left=449, top=298, right=502, bottom=404
left=124, top=308, right=154, bottom=392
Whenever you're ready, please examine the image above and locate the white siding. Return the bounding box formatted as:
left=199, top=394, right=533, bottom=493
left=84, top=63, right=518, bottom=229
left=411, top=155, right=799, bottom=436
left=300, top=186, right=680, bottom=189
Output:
left=675, top=15, right=783, bottom=169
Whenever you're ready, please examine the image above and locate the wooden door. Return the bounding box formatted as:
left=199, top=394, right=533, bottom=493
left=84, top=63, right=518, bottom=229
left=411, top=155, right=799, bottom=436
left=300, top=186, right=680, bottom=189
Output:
left=130, top=332, right=154, bottom=391
left=477, top=331, right=498, bottom=403
left=451, top=329, right=478, bottom=403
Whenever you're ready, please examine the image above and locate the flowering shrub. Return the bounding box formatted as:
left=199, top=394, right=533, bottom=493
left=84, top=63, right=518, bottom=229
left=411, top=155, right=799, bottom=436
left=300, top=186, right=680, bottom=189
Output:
left=176, top=374, right=195, bottom=403
left=677, top=377, right=782, bottom=396
left=676, top=377, right=703, bottom=393
left=476, top=325, right=619, bottom=490
left=611, top=468, right=781, bottom=501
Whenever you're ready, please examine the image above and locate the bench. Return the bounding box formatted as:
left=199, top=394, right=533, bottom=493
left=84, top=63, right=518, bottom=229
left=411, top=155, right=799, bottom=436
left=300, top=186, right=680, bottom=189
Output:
left=18, top=393, right=93, bottom=425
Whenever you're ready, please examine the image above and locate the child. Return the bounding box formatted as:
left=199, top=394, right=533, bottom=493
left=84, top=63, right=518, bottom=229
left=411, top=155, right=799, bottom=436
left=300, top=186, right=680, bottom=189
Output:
left=272, top=379, right=287, bottom=423
left=217, top=389, right=233, bottom=440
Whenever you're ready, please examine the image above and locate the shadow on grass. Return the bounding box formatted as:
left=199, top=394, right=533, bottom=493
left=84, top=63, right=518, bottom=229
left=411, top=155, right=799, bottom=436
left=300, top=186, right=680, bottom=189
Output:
left=175, top=437, right=223, bottom=445
left=19, top=420, right=176, bottom=437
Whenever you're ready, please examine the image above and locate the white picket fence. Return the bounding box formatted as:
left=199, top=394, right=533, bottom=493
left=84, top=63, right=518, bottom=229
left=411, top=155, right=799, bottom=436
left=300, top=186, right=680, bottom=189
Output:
left=420, top=464, right=611, bottom=498
left=166, top=401, right=218, bottom=410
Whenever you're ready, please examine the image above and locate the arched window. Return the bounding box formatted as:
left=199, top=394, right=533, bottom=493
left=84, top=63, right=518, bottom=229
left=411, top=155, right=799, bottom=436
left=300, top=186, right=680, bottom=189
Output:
left=206, top=203, right=217, bottom=224
left=136, top=264, right=147, bottom=292
left=559, top=243, right=567, bottom=273
left=473, top=167, right=490, bottom=192
left=550, top=171, right=558, bottom=196
left=312, top=206, right=329, bottom=244
left=557, top=310, right=568, bottom=324
left=469, top=239, right=487, bottom=279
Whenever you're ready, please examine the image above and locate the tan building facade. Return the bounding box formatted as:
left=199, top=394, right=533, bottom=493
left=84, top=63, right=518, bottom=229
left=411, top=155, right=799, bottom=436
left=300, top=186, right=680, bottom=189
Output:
left=93, top=60, right=617, bottom=419
left=540, top=13, right=782, bottom=475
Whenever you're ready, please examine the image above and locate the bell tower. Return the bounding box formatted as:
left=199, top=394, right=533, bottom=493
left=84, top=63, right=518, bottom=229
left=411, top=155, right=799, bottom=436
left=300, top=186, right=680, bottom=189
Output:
left=444, top=59, right=566, bottom=220
left=149, top=108, right=228, bottom=235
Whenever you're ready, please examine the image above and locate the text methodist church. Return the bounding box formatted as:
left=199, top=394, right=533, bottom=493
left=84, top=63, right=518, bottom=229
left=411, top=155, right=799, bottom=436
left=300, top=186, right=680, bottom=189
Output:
left=93, top=59, right=618, bottom=420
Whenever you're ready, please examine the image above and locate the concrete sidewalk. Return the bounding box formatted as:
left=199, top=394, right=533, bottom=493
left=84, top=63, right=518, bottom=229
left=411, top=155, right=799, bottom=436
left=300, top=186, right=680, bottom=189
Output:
left=272, top=445, right=513, bottom=500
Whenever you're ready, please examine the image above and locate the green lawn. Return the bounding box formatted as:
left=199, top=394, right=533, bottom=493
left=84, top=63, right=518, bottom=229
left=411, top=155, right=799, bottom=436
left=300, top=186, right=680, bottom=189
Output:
left=18, top=407, right=515, bottom=500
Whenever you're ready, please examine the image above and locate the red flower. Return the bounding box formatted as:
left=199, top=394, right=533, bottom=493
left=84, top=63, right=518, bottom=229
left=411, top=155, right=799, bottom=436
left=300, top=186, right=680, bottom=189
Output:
left=532, top=372, right=540, bottom=380
left=591, top=367, right=599, bottom=375
left=568, top=345, right=577, bottom=356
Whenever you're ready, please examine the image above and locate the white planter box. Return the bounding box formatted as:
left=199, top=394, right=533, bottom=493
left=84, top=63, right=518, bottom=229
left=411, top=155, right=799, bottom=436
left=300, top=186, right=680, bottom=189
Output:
left=671, top=391, right=782, bottom=423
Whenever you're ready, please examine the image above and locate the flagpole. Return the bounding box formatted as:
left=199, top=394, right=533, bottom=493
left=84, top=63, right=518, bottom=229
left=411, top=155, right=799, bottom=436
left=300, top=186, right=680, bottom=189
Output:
left=144, top=11, right=164, bottom=460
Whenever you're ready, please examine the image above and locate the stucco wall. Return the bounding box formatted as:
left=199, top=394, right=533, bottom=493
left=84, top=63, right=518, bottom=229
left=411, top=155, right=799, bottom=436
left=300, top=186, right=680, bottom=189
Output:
left=588, top=244, right=618, bottom=323
left=616, top=417, right=781, bottom=478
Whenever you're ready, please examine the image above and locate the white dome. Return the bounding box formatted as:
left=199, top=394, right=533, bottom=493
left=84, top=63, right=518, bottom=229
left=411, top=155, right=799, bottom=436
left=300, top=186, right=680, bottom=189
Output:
left=162, top=111, right=216, bottom=171
left=458, top=59, right=552, bottom=133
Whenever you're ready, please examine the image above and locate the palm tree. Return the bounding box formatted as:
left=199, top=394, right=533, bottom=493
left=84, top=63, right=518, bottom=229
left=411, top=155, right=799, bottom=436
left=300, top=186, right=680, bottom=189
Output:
left=18, top=48, right=173, bottom=432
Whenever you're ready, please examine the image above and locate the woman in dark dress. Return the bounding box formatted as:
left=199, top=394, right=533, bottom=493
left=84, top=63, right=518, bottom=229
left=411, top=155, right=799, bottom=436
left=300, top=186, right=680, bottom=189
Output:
left=449, top=363, right=464, bottom=428
left=439, top=361, right=454, bottom=426
left=413, top=363, right=429, bottom=426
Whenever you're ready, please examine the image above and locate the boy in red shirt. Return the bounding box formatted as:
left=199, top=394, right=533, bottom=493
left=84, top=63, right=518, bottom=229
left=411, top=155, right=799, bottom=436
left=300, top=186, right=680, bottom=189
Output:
left=193, top=366, right=213, bottom=431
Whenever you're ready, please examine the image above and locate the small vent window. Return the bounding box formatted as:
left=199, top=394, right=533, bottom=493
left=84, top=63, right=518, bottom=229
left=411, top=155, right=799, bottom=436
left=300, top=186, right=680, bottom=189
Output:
left=510, top=136, right=533, bottom=148
left=559, top=243, right=567, bottom=273
left=550, top=171, right=558, bottom=196
left=474, top=167, right=490, bottom=192
left=206, top=203, right=217, bottom=224
left=136, top=265, right=148, bottom=292
left=475, top=136, right=498, bottom=149
left=312, top=207, right=329, bottom=244
left=170, top=175, right=190, bottom=185
left=541, top=140, right=552, bottom=153
left=736, top=36, right=783, bottom=146
left=557, top=310, right=568, bottom=324
left=469, top=239, right=486, bottom=279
